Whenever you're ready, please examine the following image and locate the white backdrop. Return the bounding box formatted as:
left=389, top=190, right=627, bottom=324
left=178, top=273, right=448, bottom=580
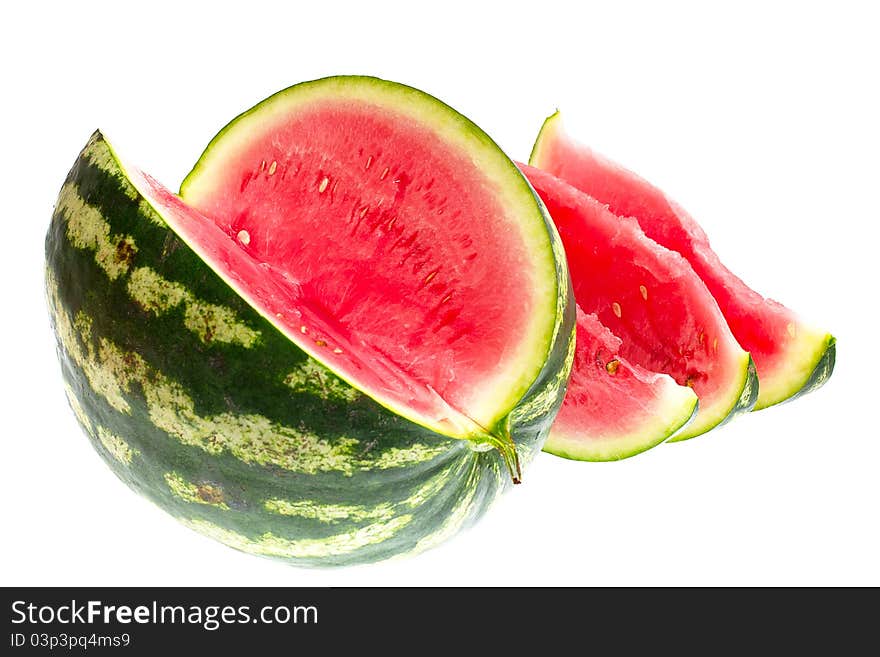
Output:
left=3, top=1, right=877, bottom=586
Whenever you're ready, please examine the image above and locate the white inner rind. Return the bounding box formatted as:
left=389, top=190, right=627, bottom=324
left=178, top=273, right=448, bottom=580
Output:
left=755, top=325, right=834, bottom=410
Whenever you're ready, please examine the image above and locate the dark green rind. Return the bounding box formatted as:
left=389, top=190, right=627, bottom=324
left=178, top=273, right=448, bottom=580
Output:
left=45, top=133, right=574, bottom=566
left=668, top=355, right=759, bottom=443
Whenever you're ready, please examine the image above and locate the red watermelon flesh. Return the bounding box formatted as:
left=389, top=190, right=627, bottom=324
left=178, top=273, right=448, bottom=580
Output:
left=530, top=113, right=835, bottom=409
left=548, top=306, right=698, bottom=461
left=519, top=163, right=757, bottom=441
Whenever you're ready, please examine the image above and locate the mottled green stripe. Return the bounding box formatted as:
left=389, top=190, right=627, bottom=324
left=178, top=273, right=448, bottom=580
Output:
left=63, top=384, right=92, bottom=432
left=84, top=143, right=137, bottom=201
left=264, top=499, right=395, bottom=523
left=180, top=515, right=414, bottom=559
left=165, top=472, right=229, bottom=509
left=127, top=266, right=260, bottom=347
left=56, top=183, right=137, bottom=280
left=97, top=426, right=137, bottom=465
left=284, top=360, right=361, bottom=403
left=263, top=458, right=459, bottom=525
left=49, top=274, right=453, bottom=477
left=56, top=183, right=259, bottom=348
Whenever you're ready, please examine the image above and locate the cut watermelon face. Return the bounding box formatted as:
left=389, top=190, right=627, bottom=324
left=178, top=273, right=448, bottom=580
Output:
left=530, top=113, right=835, bottom=410
left=519, top=163, right=758, bottom=441
left=548, top=307, right=698, bottom=461
left=125, top=77, right=566, bottom=469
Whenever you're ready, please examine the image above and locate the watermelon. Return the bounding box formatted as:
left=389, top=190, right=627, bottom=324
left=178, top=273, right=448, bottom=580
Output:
left=520, top=164, right=758, bottom=442
left=530, top=113, right=835, bottom=410
left=45, top=77, right=574, bottom=567
left=547, top=307, right=699, bottom=461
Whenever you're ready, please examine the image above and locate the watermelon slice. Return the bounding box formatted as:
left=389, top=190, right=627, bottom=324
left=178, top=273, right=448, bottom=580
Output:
left=520, top=164, right=758, bottom=442
left=530, top=113, right=835, bottom=410
left=548, top=307, right=698, bottom=461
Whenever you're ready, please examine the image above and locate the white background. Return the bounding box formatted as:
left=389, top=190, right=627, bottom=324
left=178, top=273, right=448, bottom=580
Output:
left=2, top=1, right=877, bottom=586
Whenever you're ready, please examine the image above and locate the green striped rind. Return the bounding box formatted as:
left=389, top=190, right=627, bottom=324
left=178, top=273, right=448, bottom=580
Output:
left=668, top=355, right=759, bottom=442
left=45, top=132, right=574, bottom=566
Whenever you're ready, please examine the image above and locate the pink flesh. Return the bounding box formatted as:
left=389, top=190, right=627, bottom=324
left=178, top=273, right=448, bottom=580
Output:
left=535, top=136, right=801, bottom=378
left=519, top=164, right=741, bottom=411
left=152, top=104, right=536, bottom=430
left=553, top=307, right=682, bottom=438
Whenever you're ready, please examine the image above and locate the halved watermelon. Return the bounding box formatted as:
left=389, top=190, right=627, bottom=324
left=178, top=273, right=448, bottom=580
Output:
left=530, top=113, right=835, bottom=410
left=45, top=78, right=573, bottom=566
left=547, top=306, right=698, bottom=461
left=520, top=163, right=758, bottom=442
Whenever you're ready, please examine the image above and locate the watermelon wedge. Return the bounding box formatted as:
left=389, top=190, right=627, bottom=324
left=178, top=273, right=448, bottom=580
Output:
left=45, top=77, right=573, bottom=566
left=530, top=113, right=835, bottom=410
left=520, top=164, right=758, bottom=442
left=547, top=307, right=699, bottom=461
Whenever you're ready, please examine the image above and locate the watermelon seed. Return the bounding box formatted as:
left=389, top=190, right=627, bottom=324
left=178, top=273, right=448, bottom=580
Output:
left=315, top=339, right=327, bottom=347
left=612, top=302, right=622, bottom=318
left=275, top=313, right=283, bottom=319
left=605, top=359, right=620, bottom=375
left=268, top=160, right=277, bottom=176
left=380, top=167, right=389, bottom=180
left=300, top=326, right=308, bottom=334
left=318, top=177, right=329, bottom=193
left=713, top=338, right=718, bottom=353
left=640, top=285, right=648, bottom=301
left=365, top=155, right=373, bottom=170
left=237, top=230, right=251, bottom=245
left=333, top=348, right=343, bottom=354
left=424, top=270, right=438, bottom=285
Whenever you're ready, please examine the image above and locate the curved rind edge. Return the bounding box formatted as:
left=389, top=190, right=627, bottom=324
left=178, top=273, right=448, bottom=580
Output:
left=544, top=388, right=699, bottom=462
left=669, top=354, right=759, bottom=443
left=528, top=110, right=562, bottom=167
left=753, top=336, right=836, bottom=411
